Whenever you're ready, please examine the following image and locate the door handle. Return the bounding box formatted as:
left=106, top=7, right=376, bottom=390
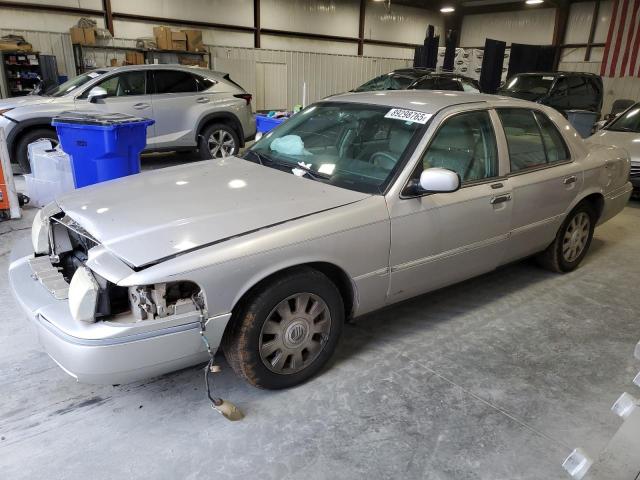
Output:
left=490, top=193, right=512, bottom=205
left=196, top=97, right=210, bottom=104
left=490, top=182, right=504, bottom=189
left=133, top=103, right=150, bottom=110
left=563, top=175, right=577, bottom=185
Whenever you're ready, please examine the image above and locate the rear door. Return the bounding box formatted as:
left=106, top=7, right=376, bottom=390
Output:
left=496, top=108, right=582, bottom=262
left=148, top=69, right=214, bottom=149
left=74, top=70, right=155, bottom=140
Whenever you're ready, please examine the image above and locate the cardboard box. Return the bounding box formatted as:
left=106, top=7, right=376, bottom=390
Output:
left=70, top=27, right=84, bottom=44
left=171, top=31, right=187, bottom=51
left=0, top=41, right=32, bottom=51
left=110, top=58, right=118, bottom=67
left=83, top=28, right=96, bottom=45
left=181, top=29, right=204, bottom=52
left=153, top=26, right=172, bottom=50
left=125, top=51, right=144, bottom=65
left=70, top=27, right=96, bottom=45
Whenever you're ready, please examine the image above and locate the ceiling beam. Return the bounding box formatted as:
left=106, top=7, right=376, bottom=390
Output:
left=0, top=1, right=103, bottom=17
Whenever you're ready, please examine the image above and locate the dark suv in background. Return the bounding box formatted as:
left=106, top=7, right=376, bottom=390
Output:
left=498, top=72, right=603, bottom=117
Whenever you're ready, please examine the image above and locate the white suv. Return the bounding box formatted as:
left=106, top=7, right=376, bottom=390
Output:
left=0, top=64, right=256, bottom=172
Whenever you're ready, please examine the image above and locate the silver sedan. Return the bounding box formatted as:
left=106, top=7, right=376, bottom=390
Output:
left=588, top=101, right=640, bottom=194
left=8, top=91, right=632, bottom=388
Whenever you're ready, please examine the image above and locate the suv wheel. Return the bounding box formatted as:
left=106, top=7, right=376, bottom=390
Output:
left=222, top=268, right=344, bottom=389
left=198, top=123, right=239, bottom=160
left=15, top=128, right=59, bottom=173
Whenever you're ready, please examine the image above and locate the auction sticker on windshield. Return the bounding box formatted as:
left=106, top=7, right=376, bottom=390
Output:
left=384, top=108, right=432, bottom=124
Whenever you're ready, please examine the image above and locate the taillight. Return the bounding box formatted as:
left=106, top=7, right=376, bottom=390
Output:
left=234, top=94, right=252, bottom=106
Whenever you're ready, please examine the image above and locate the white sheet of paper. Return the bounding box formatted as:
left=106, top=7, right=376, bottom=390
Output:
left=384, top=108, right=432, bottom=124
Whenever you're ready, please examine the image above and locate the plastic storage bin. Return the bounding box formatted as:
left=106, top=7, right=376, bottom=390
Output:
left=256, top=114, right=286, bottom=133
left=52, top=112, right=154, bottom=188
left=565, top=110, right=599, bottom=138
left=25, top=140, right=75, bottom=207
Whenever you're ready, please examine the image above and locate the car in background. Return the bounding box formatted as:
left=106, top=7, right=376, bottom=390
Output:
left=9, top=90, right=631, bottom=389
left=498, top=72, right=603, bottom=118
left=353, top=68, right=480, bottom=93
left=0, top=64, right=256, bottom=172
left=588, top=101, right=640, bottom=195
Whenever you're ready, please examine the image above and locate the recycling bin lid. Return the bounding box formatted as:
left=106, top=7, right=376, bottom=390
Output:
left=52, top=111, right=153, bottom=126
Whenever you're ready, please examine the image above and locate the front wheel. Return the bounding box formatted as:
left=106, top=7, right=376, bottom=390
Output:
left=15, top=128, right=59, bottom=173
left=536, top=202, right=596, bottom=273
left=222, top=268, right=344, bottom=389
left=198, top=123, right=239, bottom=160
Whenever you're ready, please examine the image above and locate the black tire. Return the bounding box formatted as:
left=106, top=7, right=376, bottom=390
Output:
left=536, top=202, right=596, bottom=273
left=198, top=123, right=240, bottom=160
left=15, top=128, right=58, bottom=173
left=222, top=268, right=344, bottom=389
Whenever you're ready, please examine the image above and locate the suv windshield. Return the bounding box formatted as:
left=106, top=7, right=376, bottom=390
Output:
left=46, top=70, right=107, bottom=97
left=606, top=103, right=640, bottom=133
left=499, top=75, right=554, bottom=100
left=354, top=72, right=423, bottom=92
left=245, top=102, right=425, bottom=194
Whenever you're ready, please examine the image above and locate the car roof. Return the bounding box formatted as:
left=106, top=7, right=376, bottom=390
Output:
left=390, top=68, right=476, bottom=80
left=511, top=71, right=601, bottom=78
left=88, top=63, right=227, bottom=78
left=325, top=90, right=531, bottom=114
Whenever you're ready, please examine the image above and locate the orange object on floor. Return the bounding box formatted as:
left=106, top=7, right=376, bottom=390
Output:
left=0, top=128, right=20, bottom=220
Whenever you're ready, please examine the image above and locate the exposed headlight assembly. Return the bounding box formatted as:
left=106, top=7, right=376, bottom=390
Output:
left=31, top=202, right=61, bottom=255
left=69, top=266, right=99, bottom=323
left=31, top=209, right=50, bottom=255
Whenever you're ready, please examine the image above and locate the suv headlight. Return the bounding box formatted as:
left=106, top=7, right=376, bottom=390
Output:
left=69, top=267, right=99, bottom=323
left=31, top=209, right=49, bottom=254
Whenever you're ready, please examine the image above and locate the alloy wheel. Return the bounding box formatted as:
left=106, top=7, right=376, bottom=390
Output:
left=259, top=293, right=332, bottom=375
left=207, top=130, right=236, bottom=158
left=562, top=212, right=590, bottom=262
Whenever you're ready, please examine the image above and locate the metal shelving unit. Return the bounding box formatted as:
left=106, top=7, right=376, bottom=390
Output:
left=72, top=44, right=212, bottom=75
left=1, top=51, right=42, bottom=97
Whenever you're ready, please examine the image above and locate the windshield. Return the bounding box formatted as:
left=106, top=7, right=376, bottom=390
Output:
left=354, top=72, right=422, bottom=92
left=46, top=70, right=107, bottom=97
left=606, top=103, right=640, bottom=133
left=498, top=75, right=554, bottom=100
left=245, top=102, right=425, bottom=194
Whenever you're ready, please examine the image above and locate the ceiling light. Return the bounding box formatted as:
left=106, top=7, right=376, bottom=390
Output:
left=440, top=6, right=455, bottom=12
left=526, top=0, right=543, bottom=4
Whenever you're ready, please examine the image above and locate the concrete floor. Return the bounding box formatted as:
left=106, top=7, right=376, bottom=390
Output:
left=1, top=158, right=639, bottom=479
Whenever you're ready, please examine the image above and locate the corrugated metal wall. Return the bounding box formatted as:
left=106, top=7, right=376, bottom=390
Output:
left=209, top=46, right=412, bottom=109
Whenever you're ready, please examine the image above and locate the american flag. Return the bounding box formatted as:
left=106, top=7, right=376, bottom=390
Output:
left=601, top=0, right=640, bottom=77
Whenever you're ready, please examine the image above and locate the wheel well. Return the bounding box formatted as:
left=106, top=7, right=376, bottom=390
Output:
left=197, top=114, right=244, bottom=147
left=11, top=124, right=56, bottom=160
left=228, top=263, right=355, bottom=326
left=581, top=193, right=605, bottom=220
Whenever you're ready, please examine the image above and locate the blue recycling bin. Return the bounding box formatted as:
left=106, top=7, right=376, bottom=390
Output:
left=52, top=112, right=154, bottom=188
left=256, top=114, right=286, bottom=133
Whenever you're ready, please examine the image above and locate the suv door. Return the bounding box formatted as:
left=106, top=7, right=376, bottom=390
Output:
left=149, top=69, right=214, bottom=149
left=496, top=108, right=581, bottom=262
left=387, top=108, right=513, bottom=302
left=74, top=70, right=155, bottom=140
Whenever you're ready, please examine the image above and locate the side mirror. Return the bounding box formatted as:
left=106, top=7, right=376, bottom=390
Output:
left=418, top=168, right=461, bottom=193
left=87, top=86, right=108, bottom=103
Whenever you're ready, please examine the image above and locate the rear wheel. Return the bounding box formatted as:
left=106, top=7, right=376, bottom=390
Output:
left=222, top=268, right=344, bottom=389
left=15, top=128, right=58, bottom=173
left=536, top=202, right=596, bottom=273
left=198, top=123, right=239, bottom=160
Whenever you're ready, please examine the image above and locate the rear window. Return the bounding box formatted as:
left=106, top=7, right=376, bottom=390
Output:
left=153, top=70, right=199, bottom=94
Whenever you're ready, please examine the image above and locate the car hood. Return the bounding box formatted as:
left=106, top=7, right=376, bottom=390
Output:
left=56, top=158, right=370, bottom=267
left=588, top=130, right=640, bottom=163
left=0, top=95, right=59, bottom=112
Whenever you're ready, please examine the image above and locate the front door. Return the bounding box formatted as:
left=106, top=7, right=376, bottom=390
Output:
left=388, top=108, right=513, bottom=302
left=74, top=70, right=155, bottom=139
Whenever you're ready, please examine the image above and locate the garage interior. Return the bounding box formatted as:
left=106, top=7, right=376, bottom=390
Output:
left=1, top=1, right=639, bottom=479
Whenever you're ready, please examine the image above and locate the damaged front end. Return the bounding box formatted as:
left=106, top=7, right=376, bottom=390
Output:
left=30, top=204, right=202, bottom=325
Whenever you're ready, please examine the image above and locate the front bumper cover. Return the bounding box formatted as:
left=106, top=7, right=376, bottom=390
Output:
left=8, top=242, right=229, bottom=385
